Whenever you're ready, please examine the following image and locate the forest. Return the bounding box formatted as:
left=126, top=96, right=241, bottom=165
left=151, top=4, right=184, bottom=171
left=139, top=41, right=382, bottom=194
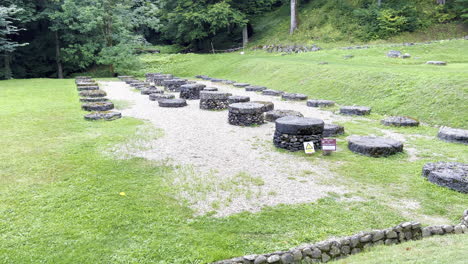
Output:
left=1, top=0, right=467, bottom=79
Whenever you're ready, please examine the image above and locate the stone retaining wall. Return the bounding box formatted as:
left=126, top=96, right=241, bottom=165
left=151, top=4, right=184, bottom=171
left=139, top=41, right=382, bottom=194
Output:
left=213, top=210, right=468, bottom=264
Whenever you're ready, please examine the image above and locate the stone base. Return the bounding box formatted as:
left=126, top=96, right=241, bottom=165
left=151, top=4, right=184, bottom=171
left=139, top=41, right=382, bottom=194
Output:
left=274, top=131, right=322, bottom=152
left=340, top=106, right=371, bottom=116
left=233, top=83, right=250, bottom=87
left=262, top=89, right=284, bottom=96
left=81, top=102, right=114, bottom=112
left=422, top=162, right=468, bottom=193
left=251, top=101, right=274, bottom=112
left=203, top=87, right=218, bottom=92
left=348, top=136, right=403, bottom=157
left=149, top=94, right=175, bottom=101
left=265, top=110, right=303, bottom=122
left=381, top=116, right=419, bottom=127
left=438, top=127, right=468, bottom=145
left=180, top=84, right=206, bottom=100
left=158, top=99, right=187, bottom=108
left=200, top=99, right=229, bottom=110
left=245, top=86, right=267, bottom=92
left=79, top=90, right=107, bottom=98
left=228, top=112, right=264, bottom=126
left=84, top=111, right=121, bottom=121
left=141, top=88, right=163, bottom=95
left=228, top=96, right=250, bottom=104
left=282, top=93, right=308, bottom=101
left=426, top=61, right=447, bottom=66
left=80, top=97, right=109, bottom=103
left=323, top=124, right=345, bottom=137
left=77, top=86, right=99, bottom=91
left=307, top=100, right=335, bottom=107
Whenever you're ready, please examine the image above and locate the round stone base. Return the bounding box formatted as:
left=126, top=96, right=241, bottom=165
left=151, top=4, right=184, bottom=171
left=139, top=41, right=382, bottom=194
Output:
left=282, top=93, right=308, bottom=101
left=245, top=86, right=267, bottom=92
left=228, top=103, right=265, bottom=126
left=233, top=83, right=250, bottom=87
left=77, top=86, right=99, bottom=91
left=149, top=94, right=175, bottom=101
left=348, top=136, right=403, bottom=157
left=141, top=88, right=163, bottom=95
left=80, top=97, right=109, bottom=103
left=228, top=96, right=250, bottom=104
left=84, top=111, right=122, bottom=121
left=265, top=110, right=303, bottom=122
left=200, top=91, right=232, bottom=110
left=158, top=99, right=187, bottom=108
left=79, top=90, right=107, bottom=98
left=81, top=102, right=114, bottom=112
left=340, top=106, right=371, bottom=116
left=307, top=99, right=335, bottom=107
left=262, top=89, right=284, bottom=96
left=426, top=61, right=447, bottom=66
left=274, top=132, right=322, bottom=152
left=162, top=79, right=188, bottom=92
left=180, top=84, right=206, bottom=100
left=438, top=127, right=468, bottom=145
left=203, top=87, right=218, bottom=92
left=422, top=162, right=468, bottom=193
left=323, top=124, right=345, bottom=137
left=274, top=116, right=325, bottom=152
left=251, top=101, right=274, bottom=112
left=381, top=116, right=419, bottom=127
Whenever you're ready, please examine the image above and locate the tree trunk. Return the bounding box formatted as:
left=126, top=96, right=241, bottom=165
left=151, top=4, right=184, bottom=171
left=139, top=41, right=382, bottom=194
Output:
left=4, top=52, right=12, bottom=80
left=55, top=31, right=64, bottom=79
left=242, top=24, right=249, bottom=48
left=377, top=0, right=382, bottom=7
left=436, top=0, right=446, bottom=4
left=290, top=0, right=298, bottom=35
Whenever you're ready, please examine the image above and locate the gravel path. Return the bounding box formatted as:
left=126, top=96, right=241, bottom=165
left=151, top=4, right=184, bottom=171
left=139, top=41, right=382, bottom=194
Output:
left=101, top=80, right=354, bottom=216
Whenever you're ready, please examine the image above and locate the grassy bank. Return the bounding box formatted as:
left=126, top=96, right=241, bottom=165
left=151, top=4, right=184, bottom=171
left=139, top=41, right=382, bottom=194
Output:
left=137, top=39, right=468, bottom=128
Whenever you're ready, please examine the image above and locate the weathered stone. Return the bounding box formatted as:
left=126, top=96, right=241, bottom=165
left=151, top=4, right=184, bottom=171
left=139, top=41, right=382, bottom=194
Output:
left=311, top=248, right=322, bottom=259
left=254, top=255, right=267, bottom=264
left=210, top=78, right=223, bottom=83
left=251, top=101, right=274, bottom=112
left=372, top=231, right=385, bottom=242
left=158, top=99, right=187, bottom=108
left=385, top=230, right=398, bottom=239
left=79, top=90, right=107, bottom=98
left=180, top=83, right=206, bottom=100
left=340, top=106, right=371, bottom=116
left=438, top=127, right=468, bottom=145
left=359, top=234, right=372, bottom=243
left=281, top=253, right=294, bottom=264
left=266, top=254, right=280, bottom=263
left=384, top=239, right=397, bottom=245
left=282, top=93, right=308, bottom=101
left=321, top=253, right=331, bottom=263
left=233, top=83, right=250, bottom=87
left=454, top=225, right=463, bottom=234
left=203, top=87, right=218, bottom=92
left=316, top=242, right=331, bottom=252
left=262, top=89, right=284, bottom=96
left=341, top=246, right=351, bottom=255
left=200, top=91, right=232, bottom=110
left=228, top=96, right=250, bottom=104
left=292, top=250, right=302, bottom=261
left=80, top=97, right=109, bottom=103
left=84, top=111, right=121, bottom=121
left=381, top=116, right=419, bottom=127
left=245, top=86, right=267, bottom=92
left=77, top=86, right=99, bottom=91
left=228, top=103, right=265, bottom=126
left=348, top=136, right=404, bottom=157
left=387, top=50, right=402, bottom=58
left=81, top=102, right=114, bottom=111
left=141, top=88, right=163, bottom=95
left=422, top=162, right=468, bottom=193
left=265, top=110, right=303, bottom=122
left=149, top=94, right=175, bottom=102
left=329, top=245, right=340, bottom=256
left=323, top=124, right=345, bottom=137
left=307, top=100, right=335, bottom=108
left=350, top=248, right=361, bottom=255
left=274, top=117, right=325, bottom=151
left=443, top=225, right=454, bottom=233
left=349, top=235, right=360, bottom=248
left=426, top=61, right=447, bottom=66
left=162, top=79, right=188, bottom=92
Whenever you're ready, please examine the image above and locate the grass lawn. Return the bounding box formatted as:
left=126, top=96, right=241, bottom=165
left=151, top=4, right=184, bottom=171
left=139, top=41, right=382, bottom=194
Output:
left=136, top=39, right=468, bottom=128
left=0, top=72, right=466, bottom=263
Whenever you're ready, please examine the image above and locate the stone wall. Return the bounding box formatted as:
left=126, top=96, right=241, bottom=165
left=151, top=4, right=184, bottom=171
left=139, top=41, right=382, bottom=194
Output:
left=213, top=210, right=468, bottom=264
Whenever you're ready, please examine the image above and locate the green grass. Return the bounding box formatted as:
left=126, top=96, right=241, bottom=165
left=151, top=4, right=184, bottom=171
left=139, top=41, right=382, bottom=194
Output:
left=0, top=78, right=466, bottom=263
left=335, top=235, right=468, bottom=264
left=137, top=39, right=468, bottom=128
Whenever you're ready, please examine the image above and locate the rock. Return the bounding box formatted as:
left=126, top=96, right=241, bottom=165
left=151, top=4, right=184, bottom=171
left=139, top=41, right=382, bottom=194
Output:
left=281, top=253, right=294, bottom=263
left=262, top=89, right=284, bottom=96
left=79, top=90, right=107, bottom=98
left=274, top=116, right=325, bottom=152
left=80, top=97, right=109, bottom=103
left=454, top=225, right=463, bottom=234
left=149, top=93, right=175, bottom=102
left=359, top=234, right=372, bottom=243
left=348, top=136, right=404, bottom=157
left=254, top=255, right=267, bottom=264
left=228, top=103, right=265, bottom=126
left=162, top=79, right=188, bottom=92
left=180, top=83, right=206, bottom=100
left=265, top=110, right=303, bottom=122
left=443, top=225, right=454, bottom=233
left=203, top=87, right=218, bottom=92
left=422, top=162, right=468, bottom=193
left=311, top=248, right=322, bottom=259
left=321, top=253, right=331, bottom=263
left=343, top=55, right=354, bottom=59
left=222, top=80, right=235, bottom=85
left=372, top=231, right=385, bottom=241
left=210, top=78, right=223, bottom=83
left=307, top=100, right=335, bottom=107
left=292, top=250, right=303, bottom=261
left=438, top=127, right=468, bottom=145
left=245, top=86, right=267, bottom=92
left=341, top=246, right=351, bottom=255
left=385, top=230, right=398, bottom=239
left=251, top=101, right=274, bottom=112
left=350, top=248, right=361, bottom=255
left=401, top=53, right=411, bottom=59
left=233, top=83, right=250, bottom=88
left=158, top=99, right=187, bottom=108
left=387, top=50, right=402, bottom=58
left=200, top=91, right=232, bottom=110
left=141, top=88, right=163, bottom=95
left=318, top=62, right=329, bottom=65
left=381, top=116, right=419, bottom=127
left=267, top=254, right=280, bottom=263
left=84, top=111, right=121, bottom=121
left=426, top=61, right=447, bottom=66
left=340, top=106, right=371, bottom=116
left=81, top=102, right=114, bottom=112
left=323, top=124, right=345, bottom=137
left=77, top=86, right=99, bottom=91
left=282, top=93, right=308, bottom=101
left=228, top=96, right=250, bottom=104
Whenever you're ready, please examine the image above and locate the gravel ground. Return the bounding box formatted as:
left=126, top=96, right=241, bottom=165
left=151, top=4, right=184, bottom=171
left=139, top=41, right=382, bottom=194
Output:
left=100, top=80, right=359, bottom=216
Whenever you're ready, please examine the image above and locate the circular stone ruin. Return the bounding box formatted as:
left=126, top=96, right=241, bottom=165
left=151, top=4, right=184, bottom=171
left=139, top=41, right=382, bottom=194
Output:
left=149, top=94, right=175, bottom=102
left=162, top=79, right=188, bottom=92
left=180, top=83, right=206, bottom=100
left=348, top=136, right=403, bottom=157
left=228, top=103, right=265, bottom=126
left=307, top=99, right=335, bottom=107
left=265, top=110, right=303, bottom=122
left=381, top=116, right=419, bottom=127
left=153, top=74, right=173, bottom=86
left=323, top=124, right=345, bottom=137
left=77, top=86, right=99, bottom=91
left=437, top=127, right=468, bottom=145
left=245, top=85, right=267, bottom=92
left=426, top=61, right=447, bottom=66
left=158, top=99, right=187, bottom=108
left=141, top=87, right=163, bottom=95
left=80, top=97, right=109, bottom=103
left=274, top=116, right=325, bottom=152
left=79, top=90, right=107, bottom=98
left=262, top=89, right=284, bottom=96
left=340, top=106, right=371, bottom=116
left=199, top=91, right=232, bottom=110
left=222, top=80, right=235, bottom=84
left=282, top=93, right=308, bottom=101
left=233, top=83, right=250, bottom=88
left=251, top=101, right=274, bottom=112
left=84, top=111, right=122, bottom=121
left=228, top=96, right=250, bottom=104
left=210, top=78, right=223, bottom=83
left=81, top=102, right=114, bottom=112
left=422, top=162, right=468, bottom=193
left=203, top=87, right=218, bottom=92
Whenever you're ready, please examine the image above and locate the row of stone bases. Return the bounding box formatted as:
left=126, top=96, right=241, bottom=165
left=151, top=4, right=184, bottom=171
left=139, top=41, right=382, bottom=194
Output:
left=76, top=76, right=121, bottom=121
left=213, top=210, right=468, bottom=264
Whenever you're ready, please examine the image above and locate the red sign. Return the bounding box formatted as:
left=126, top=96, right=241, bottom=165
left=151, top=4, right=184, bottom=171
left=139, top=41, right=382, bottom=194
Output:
left=322, top=138, right=336, bottom=151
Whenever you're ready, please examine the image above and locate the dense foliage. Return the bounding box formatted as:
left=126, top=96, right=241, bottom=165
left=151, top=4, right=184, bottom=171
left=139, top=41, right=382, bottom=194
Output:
left=0, top=0, right=466, bottom=79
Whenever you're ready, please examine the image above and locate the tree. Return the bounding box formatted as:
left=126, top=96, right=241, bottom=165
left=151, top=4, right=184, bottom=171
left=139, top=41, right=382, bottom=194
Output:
left=0, top=5, right=27, bottom=79
left=290, top=0, right=298, bottom=34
